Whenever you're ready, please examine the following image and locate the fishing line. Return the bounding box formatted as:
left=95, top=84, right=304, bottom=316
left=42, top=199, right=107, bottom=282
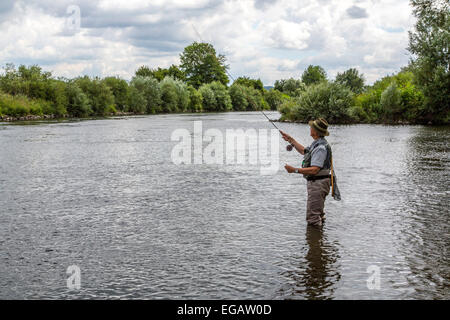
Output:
left=191, top=25, right=294, bottom=152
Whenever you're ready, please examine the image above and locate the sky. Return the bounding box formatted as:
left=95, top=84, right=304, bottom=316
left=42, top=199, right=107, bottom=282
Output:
left=0, top=0, right=416, bottom=85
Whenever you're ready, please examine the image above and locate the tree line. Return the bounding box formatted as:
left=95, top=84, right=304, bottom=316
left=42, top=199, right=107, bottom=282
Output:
left=0, top=1, right=448, bottom=124
left=0, top=42, right=276, bottom=119
left=277, top=0, right=448, bottom=124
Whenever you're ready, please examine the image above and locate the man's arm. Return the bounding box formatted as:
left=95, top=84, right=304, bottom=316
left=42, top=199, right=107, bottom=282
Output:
left=285, top=165, right=320, bottom=175
left=280, top=131, right=306, bottom=155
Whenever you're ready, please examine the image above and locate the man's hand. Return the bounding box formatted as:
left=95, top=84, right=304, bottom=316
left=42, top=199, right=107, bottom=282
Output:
left=280, top=130, right=293, bottom=143
left=284, top=164, right=297, bottom=174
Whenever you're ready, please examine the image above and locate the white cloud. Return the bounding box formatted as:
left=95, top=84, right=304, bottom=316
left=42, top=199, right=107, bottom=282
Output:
left=0, top=0, right=416, bottom=85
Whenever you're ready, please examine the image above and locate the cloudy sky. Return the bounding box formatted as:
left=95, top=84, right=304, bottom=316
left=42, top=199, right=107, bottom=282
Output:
left=0, top=0, right=415, bottom=85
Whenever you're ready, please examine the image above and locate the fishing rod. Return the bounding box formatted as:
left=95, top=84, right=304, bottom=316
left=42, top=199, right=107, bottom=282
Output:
left=191, top=24, right=294, bottom=152
left=223, top=62, right=294, bottom=151
left=259, top=109, right=294, bottom=151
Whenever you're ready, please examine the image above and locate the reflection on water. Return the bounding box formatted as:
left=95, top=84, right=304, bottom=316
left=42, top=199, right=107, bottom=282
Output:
left=278, top=226, right=340, bottom=300
left=0, top=113, right=449, bottom=299
left=397, top=126, right=450, bottom=299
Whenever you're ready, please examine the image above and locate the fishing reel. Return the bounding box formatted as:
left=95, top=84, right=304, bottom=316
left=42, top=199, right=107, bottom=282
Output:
left=286, top=144, right=294, bottom=151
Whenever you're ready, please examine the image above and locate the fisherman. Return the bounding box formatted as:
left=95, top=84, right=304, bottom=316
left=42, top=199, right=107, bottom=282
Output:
left=280, top=118, right=339, bottom=227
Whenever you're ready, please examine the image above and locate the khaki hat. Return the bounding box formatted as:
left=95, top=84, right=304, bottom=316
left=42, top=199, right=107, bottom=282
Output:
left=308, top=118, right=329, bottom=136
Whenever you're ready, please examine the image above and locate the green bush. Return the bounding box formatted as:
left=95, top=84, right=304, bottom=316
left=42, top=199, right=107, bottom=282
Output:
left=274, top=78, right=305, bottom=96
left=264, top=89, right=284, bottom=111
left=198, top=81, right=232, bottom=112
left=0, top=92, right=47, bottom=117
left=187, top=86, right=203, bottom=112
left=169, top=77, right=190, bottom=112
left=74, top=76, right=115, bottom=116
left=198, top=84, right=216, bottom=111
left=65, top=83, right=92, bottom=117
left=103, top=77, right=129, bottom=111
left=380, top=83, right=402, bottom=121
left=279, top=82, right=354, bottom=123
left=160, top=77, right=179, bottom=113
left=127, top=86, right=146, bottom=114
left=130, top=76, right=161, bottom=113
left=229, top=84, right=249, bottom=111
left=48, top=80, right=68, bottom=116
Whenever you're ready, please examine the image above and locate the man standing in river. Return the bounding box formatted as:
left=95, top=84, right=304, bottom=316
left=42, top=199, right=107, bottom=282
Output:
left=281, top=118, right=333, bottom=227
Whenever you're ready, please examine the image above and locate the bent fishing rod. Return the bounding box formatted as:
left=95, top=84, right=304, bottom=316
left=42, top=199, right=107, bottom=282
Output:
left=260, top=110, right=295, bottom=151
left=224, top=66, right=295, bottom=152
left=191, top=24, right=295, bottom=152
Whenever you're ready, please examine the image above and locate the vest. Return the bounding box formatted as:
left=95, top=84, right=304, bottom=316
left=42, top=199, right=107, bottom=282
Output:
left=302, top=138, right=332, bottom=177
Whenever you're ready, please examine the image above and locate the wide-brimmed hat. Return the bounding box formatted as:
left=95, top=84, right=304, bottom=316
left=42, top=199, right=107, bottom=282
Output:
left=308, top=118, right=329, bottom=136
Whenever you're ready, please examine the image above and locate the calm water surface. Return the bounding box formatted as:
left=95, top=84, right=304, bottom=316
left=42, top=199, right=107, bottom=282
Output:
left=0, top=112, right=449, bottom=299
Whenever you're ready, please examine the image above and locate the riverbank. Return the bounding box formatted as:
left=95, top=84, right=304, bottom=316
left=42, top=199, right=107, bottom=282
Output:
left=275, top=118, right=416, bottom=125
left=0, top=112, right=137, bottom=122
left=0, top=112, right=437, bottom=126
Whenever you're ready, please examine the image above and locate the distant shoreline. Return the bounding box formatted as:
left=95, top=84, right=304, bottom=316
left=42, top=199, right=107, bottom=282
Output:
left=1, top=111, right=441, bottom=126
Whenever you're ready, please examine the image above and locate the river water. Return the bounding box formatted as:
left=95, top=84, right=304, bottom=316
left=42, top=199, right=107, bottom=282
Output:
left=0, top=112, right=448, bottom=299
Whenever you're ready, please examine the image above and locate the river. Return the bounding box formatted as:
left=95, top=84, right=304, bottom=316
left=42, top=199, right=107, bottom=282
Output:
left=0, top=112, right=448, bottom=299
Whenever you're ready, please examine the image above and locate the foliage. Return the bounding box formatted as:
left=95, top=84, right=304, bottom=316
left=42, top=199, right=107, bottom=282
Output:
left=301, top=65, right=327, bottom=86
left=273, top=78, right=305, bottom=96
left=103, top=77, right=129, bottom=111
left=0, top=91, right=46, bottom=117
left=135, top=65, right=186, bottom=82
left=335, top=68, right=365, bottom=94
left=74, top=76, right=115, bottom=116
left=198, top=81, right=232, bottom=112
left=126, top=86, right=146, bottom=114
left=130, top=76, right=161, bottom=113
left=187, top=86, right=203, bottom=112
left=160, top=77, right=180, bottom=113
left=264, top=89, right=287, bottom=111
left=408, top=0, right=450, bottom=123
left=279, top=82, right=354, bottom=123
left=233, top=77, right=264, bottom=92
left=65, top=82, right=92, bottom=117
left=180, top=42, right=229, bottom=88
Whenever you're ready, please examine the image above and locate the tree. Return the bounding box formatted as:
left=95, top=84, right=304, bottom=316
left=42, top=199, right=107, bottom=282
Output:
left=198, top=84, right=216, bottom=111
left=180, top=42, right=229, bottom=88
left=264, top=89, right=285, bottom=110
left=65, top=82, right=92, bottom=117
left=273, top=78, right=305, bottom=96
left=187, top=86, right=203, bottom=112
left=335, top=68, right=365, bottom=94
left=127, top=86, right=146, bottom=114
left=229, top=84, right=249, bottom=111
left=130, top=76, right=161, bottom=113
left=209, top=81, right=232, bottom=111
left=103, top=77, right=129, bottom=111
left=380, top=82, right=402, bottom=121
left=135, top=66, right=153, bottom=78
left=198, top=81, right=232, bottom=112
left=408, top=0, right=449, bottom=123
left=160, top=77, right=179, bottom=113
left=135, top=65, right=186, bottom=82
left=280, top=82, right=354, bottom=123
left=75, top=76, right=115, bottom=116
left=48, top=80, right=68, bottom=116
left=233, top=77, right=264, bottom=92
left=301, top=65, right=327, bottom=86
